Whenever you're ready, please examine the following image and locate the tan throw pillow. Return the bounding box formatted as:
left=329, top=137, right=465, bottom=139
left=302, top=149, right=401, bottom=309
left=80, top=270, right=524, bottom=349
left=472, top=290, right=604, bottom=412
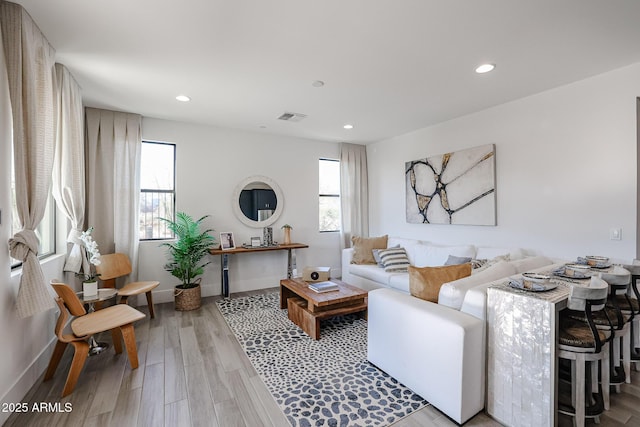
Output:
left=351, top=235, right=388, bottom=264
left=409, top=263, right=472, bottom=303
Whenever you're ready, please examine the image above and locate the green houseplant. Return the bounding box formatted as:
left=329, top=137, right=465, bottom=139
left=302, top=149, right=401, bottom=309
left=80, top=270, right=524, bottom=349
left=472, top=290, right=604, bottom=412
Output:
left=160, top=212, right=216, bottom=310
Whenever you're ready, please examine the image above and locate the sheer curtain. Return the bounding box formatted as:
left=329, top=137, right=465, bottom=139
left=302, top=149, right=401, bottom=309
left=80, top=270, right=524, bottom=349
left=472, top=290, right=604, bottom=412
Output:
left=53, top=63, right=87, bottom=274
left=85, top=107, right=141, bottom=281
left=339, top=143, right=369, bottom=250
left=2, top=2, right=56, bottom=317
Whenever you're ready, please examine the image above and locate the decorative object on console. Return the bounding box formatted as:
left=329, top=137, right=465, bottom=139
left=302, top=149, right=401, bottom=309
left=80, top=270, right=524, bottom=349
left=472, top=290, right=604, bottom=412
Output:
left=406, top=144, right=496, bottom=225
left=302, top=266, right=331, bottom=282
left=250, top=236, right=261, bottom=247
left=263, top=226, right=273, bottom=246
left=220, top=232, right=235, bottom=250
left=160, top=212, right=216, bottom=311
left=281, top=223, right=292, bottom=245
left=350, top=235, right=388, bottom=264
left=409, top=263, right=472, bottom=303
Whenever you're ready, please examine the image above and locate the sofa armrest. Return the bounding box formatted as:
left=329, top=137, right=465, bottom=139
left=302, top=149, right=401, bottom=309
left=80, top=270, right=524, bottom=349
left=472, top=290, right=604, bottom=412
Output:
left=367, top=288, right=484, bottom=424
left=341, top=248, right=354, bottom=280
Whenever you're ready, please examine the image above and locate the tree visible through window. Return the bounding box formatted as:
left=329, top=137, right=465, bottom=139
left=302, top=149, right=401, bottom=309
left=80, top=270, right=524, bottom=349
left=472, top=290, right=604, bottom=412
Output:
left=140, top=141, right=175, bottom=240
left=319, top=158, right=340, bottom=232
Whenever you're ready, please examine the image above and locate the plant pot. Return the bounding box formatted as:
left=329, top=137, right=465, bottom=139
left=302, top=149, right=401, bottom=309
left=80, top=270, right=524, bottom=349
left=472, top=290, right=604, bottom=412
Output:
left=83, top=280, right=98, bottom=297
left=283, top=228, right=291, bottom=245
left=174, top=284, right=201, bottom=311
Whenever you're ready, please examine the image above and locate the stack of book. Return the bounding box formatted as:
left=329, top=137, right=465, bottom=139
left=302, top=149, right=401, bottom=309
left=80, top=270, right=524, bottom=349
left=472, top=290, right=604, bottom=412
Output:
left=308, top=281, right=339, bottom=293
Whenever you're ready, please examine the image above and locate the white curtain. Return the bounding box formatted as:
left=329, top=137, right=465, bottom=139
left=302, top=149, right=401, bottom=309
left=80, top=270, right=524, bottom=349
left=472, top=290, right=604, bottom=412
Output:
left=339, top=142, right=369, bottom=249
left=53, top=63, right=87, bottom=274
left=2, top=2, right=57, bottom=317
left=85, top=107, right=141, bottom=281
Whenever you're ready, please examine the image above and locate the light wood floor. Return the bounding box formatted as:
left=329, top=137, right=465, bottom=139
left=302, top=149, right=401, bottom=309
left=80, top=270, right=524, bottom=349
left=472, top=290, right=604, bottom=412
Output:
left=5, top=288, right=640, bottom=427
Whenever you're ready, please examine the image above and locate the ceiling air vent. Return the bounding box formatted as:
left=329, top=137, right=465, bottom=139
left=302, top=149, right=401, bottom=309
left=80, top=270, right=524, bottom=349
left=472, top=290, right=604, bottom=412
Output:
left=277, top=111, right=307, bottom=122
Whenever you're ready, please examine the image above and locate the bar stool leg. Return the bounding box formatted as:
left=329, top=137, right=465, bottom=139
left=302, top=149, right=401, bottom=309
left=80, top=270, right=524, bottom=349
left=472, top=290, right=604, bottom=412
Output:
left=575, top=354, right=586, bottom=427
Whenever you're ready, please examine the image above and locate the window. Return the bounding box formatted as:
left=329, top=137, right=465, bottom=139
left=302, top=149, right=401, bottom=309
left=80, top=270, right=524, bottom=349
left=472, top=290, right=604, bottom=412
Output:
left=139, top=141, right=176, bottom=240
left=10, top=158, right=56, bottom=268
left=319, top=158, right=340, bottom=232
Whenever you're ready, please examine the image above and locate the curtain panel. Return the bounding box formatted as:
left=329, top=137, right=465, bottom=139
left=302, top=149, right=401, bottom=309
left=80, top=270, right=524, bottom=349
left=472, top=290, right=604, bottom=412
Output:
left=2, top=2, right=57, bottom=317
left=339, top=142, right=369, bottom=250
left=85, top=107, right=141, bottom=281
left=53, top=63, right=87, bottom=274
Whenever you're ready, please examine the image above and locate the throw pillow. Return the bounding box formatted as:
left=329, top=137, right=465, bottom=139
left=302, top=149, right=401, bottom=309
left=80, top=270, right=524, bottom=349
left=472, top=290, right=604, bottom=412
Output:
left=444, top=254, right=472, bottom=265
left=409, top=263, right=472, bottom=303
left=351, top=235, right=388, bottom=265
left=378, top=247, right=410, bottom=272
left=373, top=244, right=399, bottom=267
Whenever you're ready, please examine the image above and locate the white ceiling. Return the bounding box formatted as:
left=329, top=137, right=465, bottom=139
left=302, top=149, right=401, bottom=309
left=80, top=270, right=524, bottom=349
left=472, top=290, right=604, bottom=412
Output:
left=12, top=0, right=640, bottom=144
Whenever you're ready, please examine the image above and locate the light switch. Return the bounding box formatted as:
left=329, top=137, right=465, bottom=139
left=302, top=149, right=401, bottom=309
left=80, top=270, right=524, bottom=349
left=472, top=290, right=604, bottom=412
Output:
left=610, top=228, right=622, bottom=240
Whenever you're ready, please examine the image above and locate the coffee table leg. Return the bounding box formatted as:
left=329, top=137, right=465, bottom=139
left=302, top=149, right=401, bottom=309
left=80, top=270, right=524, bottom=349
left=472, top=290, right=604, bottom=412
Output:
left=280, top=285, right=294, bottom=309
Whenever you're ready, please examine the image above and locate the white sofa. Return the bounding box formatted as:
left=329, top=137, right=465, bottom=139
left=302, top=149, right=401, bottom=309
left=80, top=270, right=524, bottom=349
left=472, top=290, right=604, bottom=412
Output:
left=346, top=236, right=556, bottom=423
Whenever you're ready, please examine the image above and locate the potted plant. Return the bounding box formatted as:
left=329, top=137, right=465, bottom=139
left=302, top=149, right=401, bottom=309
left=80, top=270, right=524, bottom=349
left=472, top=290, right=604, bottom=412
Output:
left=281, top=224, right=292, bottom=245
left=160, top=212, right=216, bottom=311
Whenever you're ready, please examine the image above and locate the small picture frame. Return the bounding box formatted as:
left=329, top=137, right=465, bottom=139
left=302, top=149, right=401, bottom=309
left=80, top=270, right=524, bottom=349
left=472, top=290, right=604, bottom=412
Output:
left=220, top=232, right=236, bottom=250
left=251, top=237, right=261, bottom=247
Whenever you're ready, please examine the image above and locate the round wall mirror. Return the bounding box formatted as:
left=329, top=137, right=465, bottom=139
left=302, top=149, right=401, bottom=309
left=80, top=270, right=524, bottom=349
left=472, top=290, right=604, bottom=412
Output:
left=232, top=175, right=284, bottom=228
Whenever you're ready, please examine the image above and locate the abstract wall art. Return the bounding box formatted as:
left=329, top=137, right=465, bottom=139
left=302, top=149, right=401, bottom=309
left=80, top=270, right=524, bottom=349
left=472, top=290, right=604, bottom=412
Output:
left=405, top=144, right=496, bottom=225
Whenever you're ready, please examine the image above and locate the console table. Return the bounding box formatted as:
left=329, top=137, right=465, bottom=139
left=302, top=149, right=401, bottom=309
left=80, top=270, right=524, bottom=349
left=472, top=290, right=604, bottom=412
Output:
left=209, top=243, right=309, bottom=297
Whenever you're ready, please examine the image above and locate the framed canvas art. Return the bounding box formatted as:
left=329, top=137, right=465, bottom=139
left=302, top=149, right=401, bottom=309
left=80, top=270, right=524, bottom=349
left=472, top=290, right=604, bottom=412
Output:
left=405, top=144, right=496, bottom=225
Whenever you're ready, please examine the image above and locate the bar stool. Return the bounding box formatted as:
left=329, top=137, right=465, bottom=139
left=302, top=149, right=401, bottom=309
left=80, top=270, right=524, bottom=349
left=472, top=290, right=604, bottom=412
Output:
left=599, top=267, right=632, bottom=388
left=621, top=262, right=640, bottom=365
left=558, top=276, right=612, bottom=426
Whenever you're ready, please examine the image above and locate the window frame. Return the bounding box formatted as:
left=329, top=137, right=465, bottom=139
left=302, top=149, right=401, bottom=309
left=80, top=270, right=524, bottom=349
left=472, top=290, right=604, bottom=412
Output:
left=139, top=140, right=176, bottom=241
left=318, top=158, right=341, bottom=233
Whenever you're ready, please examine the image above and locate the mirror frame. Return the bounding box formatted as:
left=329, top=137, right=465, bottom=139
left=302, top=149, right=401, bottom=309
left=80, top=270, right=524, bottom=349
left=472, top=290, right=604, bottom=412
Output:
left=232, top=175, right=284, bottom=228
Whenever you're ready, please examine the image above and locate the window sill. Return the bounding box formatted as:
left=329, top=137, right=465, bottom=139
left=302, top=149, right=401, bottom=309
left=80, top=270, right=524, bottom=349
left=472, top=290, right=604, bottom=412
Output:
left=10, top=253, right=66, bottom=279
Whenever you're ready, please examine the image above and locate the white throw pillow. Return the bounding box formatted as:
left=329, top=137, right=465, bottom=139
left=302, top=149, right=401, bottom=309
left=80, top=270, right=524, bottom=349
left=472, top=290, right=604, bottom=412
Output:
left=413, top=244, right=476, bottom=267
left=476, top=246, right=525, bottom=261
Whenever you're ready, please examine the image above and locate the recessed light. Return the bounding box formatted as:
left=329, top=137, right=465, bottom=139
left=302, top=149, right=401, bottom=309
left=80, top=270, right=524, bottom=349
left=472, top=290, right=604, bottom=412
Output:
left=475, top=63, right=495, bottom=74
left=343, top=124, right=354, bottom=130
left=312, top=80, right=325, bottom=88
left=175, top=95, right=191, bottom=102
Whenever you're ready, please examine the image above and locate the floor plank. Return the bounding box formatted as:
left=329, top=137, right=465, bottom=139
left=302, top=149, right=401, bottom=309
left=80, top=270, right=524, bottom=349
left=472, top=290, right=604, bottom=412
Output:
left=6, top=288, right=640, bottom=427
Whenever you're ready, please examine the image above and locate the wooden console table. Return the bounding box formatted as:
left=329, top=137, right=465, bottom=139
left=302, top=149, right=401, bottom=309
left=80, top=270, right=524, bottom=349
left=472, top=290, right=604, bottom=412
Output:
left=209, top=243, right=308, bottom=297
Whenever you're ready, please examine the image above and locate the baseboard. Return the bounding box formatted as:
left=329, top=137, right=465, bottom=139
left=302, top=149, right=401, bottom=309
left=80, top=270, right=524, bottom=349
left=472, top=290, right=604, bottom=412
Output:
left=0, top=335, right=58, bottom=426
left=143, top=283, right=220, bottom=305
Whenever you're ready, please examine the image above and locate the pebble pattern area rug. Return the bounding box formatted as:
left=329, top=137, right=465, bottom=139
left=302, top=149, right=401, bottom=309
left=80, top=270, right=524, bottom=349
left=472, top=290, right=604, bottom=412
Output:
left=216, top=292, right=428, bottom=427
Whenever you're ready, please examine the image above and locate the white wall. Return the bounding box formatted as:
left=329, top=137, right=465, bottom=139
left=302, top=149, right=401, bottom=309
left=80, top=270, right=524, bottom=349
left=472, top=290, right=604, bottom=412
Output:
left=368, top=63, right=640, bottom=262
left=139, top=118, right=342, bottom=303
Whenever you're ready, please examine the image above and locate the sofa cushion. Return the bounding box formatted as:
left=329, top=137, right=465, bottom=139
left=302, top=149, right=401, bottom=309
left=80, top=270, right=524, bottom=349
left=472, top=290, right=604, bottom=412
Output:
left=387, top=237, right=423, bottom=265
left=378, top=247, right=410, bottom=272
left=348, top=264, right=393, bottom=286
left=511, top=255, right=553, bottom=273
left=388, top=274, right=410, bottom=293
left=438, top=260, right=517, bottom=310
left=476, top=246, right=525, bottom=260
left=409, top=263, right=472, bottom=303
left=414, top=244, right=476, bottom=267
left=351, top=235, right=388, bottom=264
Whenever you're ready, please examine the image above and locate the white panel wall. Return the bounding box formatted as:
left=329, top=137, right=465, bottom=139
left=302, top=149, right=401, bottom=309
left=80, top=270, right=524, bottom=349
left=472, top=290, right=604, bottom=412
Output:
left=139, top=118, right=342, bottom=302
left=368, top=63, right=640, bottom=262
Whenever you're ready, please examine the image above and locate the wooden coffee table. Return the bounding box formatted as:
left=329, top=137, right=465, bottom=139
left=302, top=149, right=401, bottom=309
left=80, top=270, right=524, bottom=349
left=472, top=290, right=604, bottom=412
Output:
left=279, top=278, right=368, bottom=340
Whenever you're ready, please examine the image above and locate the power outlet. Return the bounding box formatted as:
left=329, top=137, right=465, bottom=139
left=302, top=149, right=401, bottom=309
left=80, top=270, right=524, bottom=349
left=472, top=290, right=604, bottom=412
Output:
left=610, top=228, right=622, bottom=240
